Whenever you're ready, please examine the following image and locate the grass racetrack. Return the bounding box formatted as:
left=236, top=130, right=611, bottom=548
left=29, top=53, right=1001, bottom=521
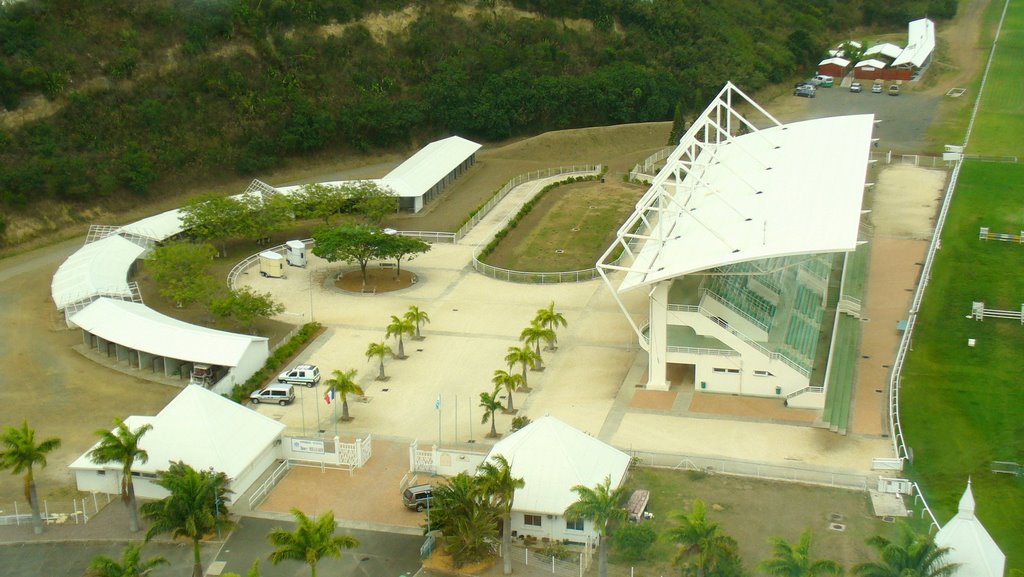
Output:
left=969, top=0, right=1024, bottom=156
left=901, top=161, right=1024, bottom=569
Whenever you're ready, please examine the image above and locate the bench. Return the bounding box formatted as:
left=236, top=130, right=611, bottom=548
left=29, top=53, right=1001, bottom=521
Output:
left=379, top=262, right=397, bottom=269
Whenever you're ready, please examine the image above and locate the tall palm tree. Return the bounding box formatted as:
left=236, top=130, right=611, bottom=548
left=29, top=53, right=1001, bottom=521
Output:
left=0, top=420, right=61, bottom=534
left=386, top=315, right=415, bottom=359
left=88, top=419, right=153, bottom=532
left=534, top=301, right=567, bottom=350
left=492, top=369, right=523, bottom=413
left=365, top=341, right=393, bottom=381
left=87, top=542, right=168, bottom=577
left=141, top=462, right=235, bottom=577
left=479, top=389, right=503, bottom=438
left=564, top=475, right=629, bottom=577
left=664, top=499, right=739, bottom=577
left=477, top=454, right=525, bottom=576
left=267, top=508, right=359, bottom=577
left=519, top=320, right=555, bottom=369
left=759, top=528, right=842, bottom=577
left=324, top=369, right=364, bottom=421
left=854, top=522, right=959, bottom=577
left=404, top=305, right=430, bottom=340
left=505, top=344, right=540, bottom=390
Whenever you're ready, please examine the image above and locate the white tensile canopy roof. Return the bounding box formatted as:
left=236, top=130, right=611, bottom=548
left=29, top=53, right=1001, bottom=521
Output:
left=117, top=208, right=185, bottom=241
left=70, top=385, right=285, bottom=481
left=865, top=42, right=904, bottom=60
left=381, top=136, right=481, bottom=198
left=51, top=235, right=146, bottom=309
left=70, top=297, right=267, bottom=367
left=855, top=59, right=889, bottom=69
left=935, top=480, right=1006, bottom=577
left=892, top=18, right=936, bottom=67
left=599, top=82, right=873, bottom=293
left=485, top=416, right=631, bottom=515
left=819, top=57, right=851, bottom=67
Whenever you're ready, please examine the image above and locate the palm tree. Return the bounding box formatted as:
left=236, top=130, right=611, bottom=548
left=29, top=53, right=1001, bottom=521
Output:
left=365, top=341, right=393, bottom=381
left=404, top=305, right=430, bottom=340
left=479, top=389, right=503, bottom=438
left=141, top=462, right=235, bottom=577
left=759, top=529, right=842, bottom=577
left=386, top=315, right=415, bottom=359
left=854, top=522, right=959, bottom=577
left=664, top=499, right=739, bottom=577
left=0, top=420, right=61, bottom=534
left=519, top=320, right=555, bottom=369
left=87, top=542, right=168, bottom=577
left=477, top=454, right=525, bottom=576
left=267, top=508, right=359, bottom=577
left=492, top=369, right=523, bottom=413
left=564, top=475, right=628, bottom=577
left=88, top=419, right=153, bottom=532
left=505, top=344, right=540, bottom=390
left=324, top=369, right=364, bottom=421
left=534, top=301, right=567, bottom=350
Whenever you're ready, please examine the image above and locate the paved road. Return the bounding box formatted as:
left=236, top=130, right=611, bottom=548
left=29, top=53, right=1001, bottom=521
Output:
left=0, top=540, right=217, bottom=577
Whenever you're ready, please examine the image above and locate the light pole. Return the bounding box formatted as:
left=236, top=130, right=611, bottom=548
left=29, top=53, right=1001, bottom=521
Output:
left=209, top=467, right=222, bottom=540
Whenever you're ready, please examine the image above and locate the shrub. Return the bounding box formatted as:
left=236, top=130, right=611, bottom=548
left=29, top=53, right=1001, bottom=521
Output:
left=511, top=415, right=531, bottom=431
left=539, top=540, right=573, bottom=560
left=230, top=322, right=323, bottom=402
left=613, top=523, right=657, bottom=561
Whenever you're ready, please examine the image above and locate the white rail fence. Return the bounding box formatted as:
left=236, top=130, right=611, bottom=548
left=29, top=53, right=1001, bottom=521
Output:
left=0, top=493, right=111, bottom=526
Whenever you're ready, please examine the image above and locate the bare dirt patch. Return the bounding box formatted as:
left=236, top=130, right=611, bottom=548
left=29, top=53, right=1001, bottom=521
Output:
left=334, top=267, right=415, bottom=293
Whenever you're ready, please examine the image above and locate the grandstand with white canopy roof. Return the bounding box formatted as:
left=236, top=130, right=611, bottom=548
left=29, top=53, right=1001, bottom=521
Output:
left=598, top=82, right=875, bottom=411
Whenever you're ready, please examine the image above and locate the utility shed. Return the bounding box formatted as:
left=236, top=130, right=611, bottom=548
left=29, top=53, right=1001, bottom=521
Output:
left=382, top=136, right=481, bottom=213
left=70, top=385, right=285, bottom=502
left=485, top=416, right=631, bottom=545
left=70, top=297, right=268, bottom=393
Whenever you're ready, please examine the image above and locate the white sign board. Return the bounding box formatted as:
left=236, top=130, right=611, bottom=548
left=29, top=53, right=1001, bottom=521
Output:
left=291, top=438, right=325, bottom=454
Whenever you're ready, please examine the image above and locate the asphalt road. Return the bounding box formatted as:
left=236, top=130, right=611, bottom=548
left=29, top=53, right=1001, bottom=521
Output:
left=0, top=540, right=216, bottom=577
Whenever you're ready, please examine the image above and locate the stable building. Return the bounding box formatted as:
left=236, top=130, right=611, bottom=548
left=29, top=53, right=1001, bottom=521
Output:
left=484, top=416, right=631, bottom=545
left=382, top=136, right=481, bottom=213
left=598, top=82, right=873, bottom=411
left=70, top=385, right=285, bottom=502
left=817, top=57, right=850, bottom=79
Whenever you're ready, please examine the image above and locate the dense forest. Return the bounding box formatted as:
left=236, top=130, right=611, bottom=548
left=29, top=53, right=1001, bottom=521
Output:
left=0, top=0, right=955, bottom=215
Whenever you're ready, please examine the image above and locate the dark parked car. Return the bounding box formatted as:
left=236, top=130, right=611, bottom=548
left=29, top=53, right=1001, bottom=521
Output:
left=794, top=84, right=816, bottom=98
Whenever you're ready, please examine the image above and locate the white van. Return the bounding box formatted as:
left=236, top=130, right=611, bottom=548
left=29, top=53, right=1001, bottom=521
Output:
left=277, top=364, right=320, bottom=387
left=812, top=74, right=834, bottom=87
left=250, top=384, right=295, bottom=405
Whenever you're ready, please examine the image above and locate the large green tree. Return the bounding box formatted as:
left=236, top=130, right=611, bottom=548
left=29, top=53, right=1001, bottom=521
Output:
left=429, top=473, right=499, bottom=568
left=0, top=420, right=61, bottom=534
left=87, top=542, right=168, bottom=577
left=179, top=194, right=247, bottom=256
left=209, top=286, right=284, bottom=331
left=267, top=508, right=359, bottom=577
left=311, top=224, right=389, bottom=286
left=324, top=368, right=363, bottom=421
left=292, top=183, right=350, bottom=224
left=854, top=523, right=959, bottom=577
left=564, top=475, right=628, bottom=577
left=477, top=454, right=525, bottom=576
left=380, top=234, right=430, bottom=277
left=141, top=462, right=235, bottom=577
left=759, top=529, right=842, bottom=577
left=145, top=242, right=218, bottom=307
left=664, top=499, right=741, bottom=577
left=88, top=419, right=153, bottom=533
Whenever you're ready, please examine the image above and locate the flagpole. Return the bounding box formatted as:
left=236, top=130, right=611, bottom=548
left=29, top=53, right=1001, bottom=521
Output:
left=332, top=388, right=338, bottom=437
left=315, top=387, right=322, bottom=434
left=454, top=394, right=458, bottom=444
left=299, top=386, right=307, bottom=436
left=436, top=393, right=442, bottom=448
left=468, top=396, right=473, bottom=442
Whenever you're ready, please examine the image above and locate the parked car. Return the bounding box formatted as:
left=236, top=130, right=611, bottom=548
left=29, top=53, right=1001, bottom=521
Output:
left=811, top=74, right=834, bottom=87
left=403, top=484, right=433, bottom=511
left=277, top=364, right=321, bottom=387
left=888, top=84, right=901, bottom=96
left=872, top=83, right=883, bottom=94
left=794, top=84, right=816, bottom=98
left=850, top=82, right=862, bottom=93
left=250, top=384, right=295, bottom=406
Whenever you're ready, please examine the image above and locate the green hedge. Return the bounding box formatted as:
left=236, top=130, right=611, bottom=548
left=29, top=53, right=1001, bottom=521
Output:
left=230, top=322, right=323, bottom=403
left=477, top=171, right=606, bottom=260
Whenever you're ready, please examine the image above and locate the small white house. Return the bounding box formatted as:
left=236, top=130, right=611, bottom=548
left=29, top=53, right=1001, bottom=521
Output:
left=70, top=385, right=285, bottom=503
left=484, top=416, right=631, bottom=545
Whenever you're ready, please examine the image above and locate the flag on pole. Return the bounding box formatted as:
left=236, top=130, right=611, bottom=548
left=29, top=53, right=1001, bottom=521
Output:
left=435, top=395, right=441, bottom=410
left=324, top=390, right=332, bottom=405
left=329, top=388, right=336, bottom=401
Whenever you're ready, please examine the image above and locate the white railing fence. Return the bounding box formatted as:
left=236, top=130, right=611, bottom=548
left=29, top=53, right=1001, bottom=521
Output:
left=248, top=460, right=291, bottom=510
left=0, top=493, right=111, bottom=526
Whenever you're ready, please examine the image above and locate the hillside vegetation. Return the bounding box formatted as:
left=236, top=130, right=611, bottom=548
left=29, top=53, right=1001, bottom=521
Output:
left=0, top=0, right=954, bottom=239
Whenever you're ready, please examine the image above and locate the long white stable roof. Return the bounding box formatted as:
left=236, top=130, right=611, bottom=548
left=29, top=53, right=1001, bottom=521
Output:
left=819, top=57, right=850, bottom=67
left=865, top=42, right=904, bottom=60
left=614, top=113, right=874, bottom=292
left=485, top=416, right=631, bottom=515
left=70, top=385, right=284, bottom=481
left=70, top=297, right=266, bottom=366
left=51, top=235, right=146, bottom=309
left=892, top=18, right=935, bottom=67
left=117, top=209, right=185, bottom=241
left=935, top=481, right=1006, bottom=577
left=382, top=136, right=481, bottom=198
left=855, top=58, right=889, bottom=69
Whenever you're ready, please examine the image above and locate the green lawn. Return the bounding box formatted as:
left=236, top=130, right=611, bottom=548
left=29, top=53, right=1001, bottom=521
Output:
left=967, top=0, right=1024, bottom=156
left=900, top=162, right=1024, bottom=571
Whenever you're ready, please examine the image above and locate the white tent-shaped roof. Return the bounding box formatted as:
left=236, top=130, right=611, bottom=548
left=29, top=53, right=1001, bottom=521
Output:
left=70, top=297, right=267, bottom=367
left=865, top=42, right=904, bottom=60
left=855, top=58, right=889, bottom=69
left=485, top=416, right=631, bottom=515
left=934, top=480, right=1006, bottom=577
left=892, top=18, right=935, bottom=68
left=819, top=57, right=851, bottom=67
left=381, top=136, right=481, bottom=199
left=70, top=385, right=285, bottom=481
left=117, top=208, right=185, bottom=241
left=51, top=235, right=146, bottom=310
